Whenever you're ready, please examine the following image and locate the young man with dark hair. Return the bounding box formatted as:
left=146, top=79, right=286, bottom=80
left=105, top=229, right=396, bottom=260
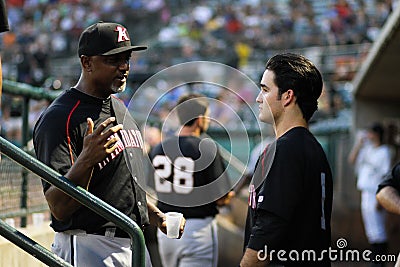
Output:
left=241, top=53, right=333, bottom=266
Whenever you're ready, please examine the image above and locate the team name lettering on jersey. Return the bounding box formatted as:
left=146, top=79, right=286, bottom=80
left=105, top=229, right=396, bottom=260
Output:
left=98, top=129, right=143, bottom=170
left=115, top=26, right=130, bottom=42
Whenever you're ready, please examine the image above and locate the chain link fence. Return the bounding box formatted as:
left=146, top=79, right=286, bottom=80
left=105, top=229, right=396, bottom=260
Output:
left=0, top=155, right=49, bottom=226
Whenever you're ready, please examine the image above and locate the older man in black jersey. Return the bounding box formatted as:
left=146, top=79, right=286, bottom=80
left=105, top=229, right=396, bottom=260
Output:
left=240, top=53, right=333, bottom=267
left=33, top=22, right=184, bottom=267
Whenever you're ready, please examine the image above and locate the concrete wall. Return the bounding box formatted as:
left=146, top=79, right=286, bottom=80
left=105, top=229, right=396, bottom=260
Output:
left=0, top=222, right=54, bottom=267
left=354, top=99, right=400, bottom=130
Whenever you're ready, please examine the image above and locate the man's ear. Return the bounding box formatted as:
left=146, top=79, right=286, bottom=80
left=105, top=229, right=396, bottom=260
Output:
left=196, top=116, right=203, bottom=128
left=199, top=114, right=210, bottom=131
left=81, top=55, right=92, bottom=72
left=283, top=89, right=295, bottom=107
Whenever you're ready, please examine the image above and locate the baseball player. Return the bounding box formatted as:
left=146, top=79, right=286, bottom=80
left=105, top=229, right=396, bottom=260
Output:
left=240, top=53, right=333, bottom=266
left=348, top=123, right=391, bottom=266
left=149, top=93, right=234, bottom=267
left=33, top=22, right=184, bottom=266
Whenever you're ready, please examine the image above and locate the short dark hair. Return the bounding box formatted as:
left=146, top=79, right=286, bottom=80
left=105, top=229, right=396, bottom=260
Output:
left=369, top=122, right=385, bottom=144
left=176, top=93, right=209, bottom=126
left=265, top=53, right=323, bottom=122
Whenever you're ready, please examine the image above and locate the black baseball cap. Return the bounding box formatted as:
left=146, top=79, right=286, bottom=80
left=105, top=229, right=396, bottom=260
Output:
left=78, top=22, right=147, bottom=57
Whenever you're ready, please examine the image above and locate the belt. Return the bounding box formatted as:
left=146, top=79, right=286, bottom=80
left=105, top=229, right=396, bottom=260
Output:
left=87, top=227, right=130, bottom=238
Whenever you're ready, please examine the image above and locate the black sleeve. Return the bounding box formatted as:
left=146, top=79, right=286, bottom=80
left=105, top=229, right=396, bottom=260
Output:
left=0, top=0, right=9, bottom=33
left=201, top=139, right=231, bottom=195
left=213, top=147, right=232, bottom=191
left=247, top=209, right=289, bottom=251
left=33, top=109, right=78, bottom=192
left=377, top=163, right=400, bottom=193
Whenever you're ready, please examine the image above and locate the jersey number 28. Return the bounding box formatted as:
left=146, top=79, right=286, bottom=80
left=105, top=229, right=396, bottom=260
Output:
left=153, top=155, right=194, bottom=194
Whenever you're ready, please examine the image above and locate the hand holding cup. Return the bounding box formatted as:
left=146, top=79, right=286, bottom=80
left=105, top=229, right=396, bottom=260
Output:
left=165, top=212, right=184, bottom=239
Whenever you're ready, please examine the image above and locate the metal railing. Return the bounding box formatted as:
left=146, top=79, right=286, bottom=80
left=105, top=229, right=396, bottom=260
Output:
left=0, top=219, right=72, bottom=267
left=2, top=80, right=60, bottom=101
left=0, top=136, right=146, bottom=267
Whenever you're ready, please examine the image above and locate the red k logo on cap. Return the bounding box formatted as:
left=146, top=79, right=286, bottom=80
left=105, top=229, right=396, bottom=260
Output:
left=115, top=26, right=130, bottom=42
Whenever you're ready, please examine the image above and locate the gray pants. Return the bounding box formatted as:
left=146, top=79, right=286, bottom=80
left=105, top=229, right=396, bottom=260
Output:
left=52, top=231, right=152, bottom=267
left=361, top=191, right=387, bottom=243
left=157, top=217, right=217, bottom=267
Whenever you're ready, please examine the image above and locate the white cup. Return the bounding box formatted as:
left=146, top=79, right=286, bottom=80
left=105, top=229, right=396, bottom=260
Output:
left=165, top=212, right=183, bottom=239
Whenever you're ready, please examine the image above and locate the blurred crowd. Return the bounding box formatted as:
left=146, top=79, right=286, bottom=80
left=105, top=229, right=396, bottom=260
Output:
left=154, top=0, right=397, bottom=69
left=0, top=0, right=398, bottom=146
left=1, top=0, right=170, bottom=145
left=1, top=0, right=169, bottom=86
left=1, top=0, right=397, bottom=83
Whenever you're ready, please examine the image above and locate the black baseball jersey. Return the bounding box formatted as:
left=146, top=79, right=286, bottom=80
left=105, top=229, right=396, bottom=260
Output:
left=377, top=162, right=400, bottom=193
left=149, top=135, right=231, bottom=219
left=244, top=127, right=333, bottom=266
left=33, top=88, right=149, bottom=232
left=0, top=0, right=9, bottom=33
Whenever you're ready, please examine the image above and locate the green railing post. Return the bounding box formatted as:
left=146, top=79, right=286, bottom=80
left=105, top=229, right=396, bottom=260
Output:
left=2, top=80, right=59, bottom=101
left=20, top=169, right=28, bottom=227
left=20, top=96, right=30, bottom=227
left=0, top=136, right=145, bottom=267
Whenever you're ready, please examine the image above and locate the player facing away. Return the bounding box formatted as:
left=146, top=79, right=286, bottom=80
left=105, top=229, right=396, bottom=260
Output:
left=149, top=93, right=234, bottom=267
left=33, top=22, right=184, bottom=266
left=240, top=53, right=333, bottom=267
